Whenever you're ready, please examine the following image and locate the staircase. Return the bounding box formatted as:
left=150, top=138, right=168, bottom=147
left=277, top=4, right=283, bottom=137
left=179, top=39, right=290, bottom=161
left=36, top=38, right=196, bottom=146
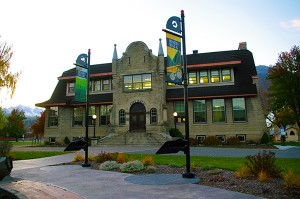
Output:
left=97, top=132, right=172, bottom=147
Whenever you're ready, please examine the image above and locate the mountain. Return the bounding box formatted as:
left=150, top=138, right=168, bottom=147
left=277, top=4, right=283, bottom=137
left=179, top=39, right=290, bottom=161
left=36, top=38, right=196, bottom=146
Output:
left=2, top=105, right=44, bottom=117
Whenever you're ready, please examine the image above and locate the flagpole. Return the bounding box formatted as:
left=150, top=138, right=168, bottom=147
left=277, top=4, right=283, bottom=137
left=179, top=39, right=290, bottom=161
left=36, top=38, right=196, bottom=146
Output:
left=181, top=10, right=195, bottom=178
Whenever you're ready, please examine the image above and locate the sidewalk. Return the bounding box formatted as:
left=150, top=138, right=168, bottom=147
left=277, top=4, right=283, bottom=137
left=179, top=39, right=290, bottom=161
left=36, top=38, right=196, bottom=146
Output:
left=1, top=147, right=269, bottom=199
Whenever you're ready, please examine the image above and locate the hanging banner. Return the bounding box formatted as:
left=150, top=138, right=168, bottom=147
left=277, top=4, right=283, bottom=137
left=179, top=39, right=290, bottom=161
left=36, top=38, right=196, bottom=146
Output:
left=166, top=32, right=183, bottom=84
left=74, top=53, right=88, bottom=102
left=166, top=16, right=181, bottom=34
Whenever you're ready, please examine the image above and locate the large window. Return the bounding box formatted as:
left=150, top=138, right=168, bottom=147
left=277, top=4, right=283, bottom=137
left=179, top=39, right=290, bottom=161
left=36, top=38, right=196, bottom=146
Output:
left=48, top=107, right=58, bottom=127
left=174, top=101, right=185, bottom=123
left=212, top=99, right=226, bottom=122
left=119, top=109, right=126, bottom=125
left=150, top=108, right=157, bottom=124
left=199, top=70, right=209, bottom=83
left=210, top=69, right=220, bottom=83
left=188, top=71, right=197, bottom=84
left=232, top=98, right=246, bottom=122
left=123, top=74, right=152, bottom=91
left=193, top=100, right=206, bottom=123
left=88, top=106, right=96, bottom=125
left=100, top=105, right=112, bottom=125
left=73, top=107, right=83, bottom=126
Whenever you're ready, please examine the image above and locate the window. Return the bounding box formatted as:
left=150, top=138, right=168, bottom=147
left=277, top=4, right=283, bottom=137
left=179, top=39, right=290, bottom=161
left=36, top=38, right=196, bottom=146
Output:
left=67, top=82, right=75, bottom=94
left=193, top=100, right=206, bottom=123
left=102, top=79, right=110, bottom=91
left=232, top=98, right=246, bottom=122
left=119, top=109, right=126, bottom=125
left=100, top=105, right=112, bottom=125
left=150, top=108, right=157, bottom=124
left=210, top=69, right=220, bottom=83
left=48, top=107, right=58, bottom=127
left=216, top=135, right=226, bottom=142
left=212, top=99, right=226, bottom=122
left=174, top=101, right=185, bottom=123
left=49, top=137, right=56, bottom=144
left=73, top=107, right=83, bottom=126
left=196, top=135, right=206, bottom=142
left=200, top=70, right=209, bottom=83
left=236, top=134, right=246, bottom=142
left=188, top=71, right=197, bottom=84
left=92, top=80, right=101, bottom=91
left=123, top=74, right=152, bottom=91
left=222, top=68, right=231, bottom=82
left=88, top=106, right=96, bottom=125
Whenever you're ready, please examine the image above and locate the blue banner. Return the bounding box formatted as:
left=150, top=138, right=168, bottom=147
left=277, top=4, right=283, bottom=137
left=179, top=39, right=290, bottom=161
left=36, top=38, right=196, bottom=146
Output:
left=166, top=16, right=181, bottom=34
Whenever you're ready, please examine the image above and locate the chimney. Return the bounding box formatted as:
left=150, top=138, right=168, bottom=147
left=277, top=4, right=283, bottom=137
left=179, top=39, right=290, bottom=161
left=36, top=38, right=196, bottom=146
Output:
left=238, top=42, right=247, bottom=50
left=193, top=50, right=198, bottom=54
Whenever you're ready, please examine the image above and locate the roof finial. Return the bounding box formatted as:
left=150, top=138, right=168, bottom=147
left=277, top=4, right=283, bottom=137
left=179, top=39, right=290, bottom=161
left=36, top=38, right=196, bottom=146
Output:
left=112, top=44, right=118, bottom=61
left=158, top=38, right=164, bottom=56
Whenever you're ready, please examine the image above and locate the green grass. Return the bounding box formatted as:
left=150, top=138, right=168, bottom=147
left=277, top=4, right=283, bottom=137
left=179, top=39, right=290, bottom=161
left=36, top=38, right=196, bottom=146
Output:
left=0, top=141, right=45, bottom=146
left=273, top=141, right=300, bottom=147
left=9, top=151, right=69, bottom=160
left=126, top=154, right=300, bottom=175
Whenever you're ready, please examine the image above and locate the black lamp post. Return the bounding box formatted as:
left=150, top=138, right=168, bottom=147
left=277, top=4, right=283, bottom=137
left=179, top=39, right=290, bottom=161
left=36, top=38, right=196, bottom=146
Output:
left=173, top=112, right=178, bottom=130
left=92, top=114, right=97, bottom=138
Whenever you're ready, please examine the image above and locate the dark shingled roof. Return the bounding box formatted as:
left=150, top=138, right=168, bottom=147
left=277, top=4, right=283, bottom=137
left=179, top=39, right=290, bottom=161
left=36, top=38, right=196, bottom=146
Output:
left=36, top=49, right=257, bottom=107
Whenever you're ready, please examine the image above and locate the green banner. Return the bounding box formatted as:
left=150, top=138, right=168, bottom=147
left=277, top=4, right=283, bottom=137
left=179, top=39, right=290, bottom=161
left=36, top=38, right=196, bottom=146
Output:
left=166, top=32, right=182, bottom=84
left=75, top=66, right=87, bottom=102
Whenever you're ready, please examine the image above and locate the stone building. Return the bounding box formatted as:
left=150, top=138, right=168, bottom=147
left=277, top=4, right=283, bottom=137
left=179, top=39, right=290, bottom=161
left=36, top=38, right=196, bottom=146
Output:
left=36, top=40, right=266, bottom=145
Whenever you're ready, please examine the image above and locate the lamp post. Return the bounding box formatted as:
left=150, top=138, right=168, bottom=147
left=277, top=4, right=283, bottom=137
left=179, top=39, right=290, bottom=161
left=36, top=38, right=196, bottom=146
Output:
left=92, top=114, right=97, bottom=138
left=173, top=112, right=178, bottom=130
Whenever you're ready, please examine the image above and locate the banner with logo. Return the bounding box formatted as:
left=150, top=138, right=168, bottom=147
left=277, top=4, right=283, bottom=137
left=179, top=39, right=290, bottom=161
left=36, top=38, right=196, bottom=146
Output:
left=75, top=66, right=88, bottom=102
left=166, top=32, right=182, bottom=84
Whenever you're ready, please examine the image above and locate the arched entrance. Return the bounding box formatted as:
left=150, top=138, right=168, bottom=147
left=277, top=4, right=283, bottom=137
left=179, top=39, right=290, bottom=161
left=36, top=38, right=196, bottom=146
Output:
left=130, top=102, right=146, bottom=132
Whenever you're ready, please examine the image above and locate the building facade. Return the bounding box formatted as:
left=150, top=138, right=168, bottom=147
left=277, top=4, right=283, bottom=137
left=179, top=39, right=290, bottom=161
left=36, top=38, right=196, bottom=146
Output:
left=37, top=40, right=266, bottom=144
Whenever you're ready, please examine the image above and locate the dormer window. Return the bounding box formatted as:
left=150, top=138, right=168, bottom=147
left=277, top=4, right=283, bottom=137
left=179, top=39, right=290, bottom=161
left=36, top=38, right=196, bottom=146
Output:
left=210, top=69, right=220, bottom=83
left=67, top=82, right=75, bottom=94
left=222, top=68, right=231, bottom=81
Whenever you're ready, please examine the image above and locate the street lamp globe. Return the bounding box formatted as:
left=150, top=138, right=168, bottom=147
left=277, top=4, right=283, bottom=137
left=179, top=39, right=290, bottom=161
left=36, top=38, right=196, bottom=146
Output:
left=92, top=114, right=97, bottom=120
left=173, top=112, right=178, bottom=117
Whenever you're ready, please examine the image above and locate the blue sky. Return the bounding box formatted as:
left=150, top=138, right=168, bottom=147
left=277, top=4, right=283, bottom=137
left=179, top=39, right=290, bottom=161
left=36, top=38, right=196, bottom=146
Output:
left=0, top=0, right=299, bottom=108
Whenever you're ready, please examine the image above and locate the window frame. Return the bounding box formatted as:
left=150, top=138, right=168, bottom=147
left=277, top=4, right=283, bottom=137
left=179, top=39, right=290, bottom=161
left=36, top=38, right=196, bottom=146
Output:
left=199, top=70, right=209, bottom=84
left=67, top=82, right=75, bottom=94
left=48, top=107, right=59, bottom=127
left=188, top=71, right=197, bottom=84
left=236, top=134, right=246, bottom=142
left=193, top=100, right=207, bottom=123
left=123, top=73, right=152, bottom=92
left=73, top=107, right=84, bottom=127
left=221, top=68, right=232, bottom=82
left=100, top=105, right=112, bottom=126
left=150, top=108, right=157, bottom=124
left=212, top=99, right=226, bottom=123
left=174, top=101, right=185, bottom=123
left=196, top=135, right=206, bottom=143
left=119, top=109, right=126, bottom=125
left=88, top=106, right=96, bottom=126
left=210, top=69, right=220, bottom=83
left=216, top=135, right=226, bottom=143
left=232, top=98, right=247, bottom=122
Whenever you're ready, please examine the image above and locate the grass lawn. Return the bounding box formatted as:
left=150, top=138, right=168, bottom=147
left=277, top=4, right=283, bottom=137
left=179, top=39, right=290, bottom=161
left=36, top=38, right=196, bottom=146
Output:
left=9, top=151, right=69, bottom=160
left=0, top=141, right=45, bottom=146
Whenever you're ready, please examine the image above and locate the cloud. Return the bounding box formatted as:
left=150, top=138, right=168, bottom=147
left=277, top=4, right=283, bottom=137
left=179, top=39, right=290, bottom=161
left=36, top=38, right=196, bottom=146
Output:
left=280, top=19, right=300, bottom=30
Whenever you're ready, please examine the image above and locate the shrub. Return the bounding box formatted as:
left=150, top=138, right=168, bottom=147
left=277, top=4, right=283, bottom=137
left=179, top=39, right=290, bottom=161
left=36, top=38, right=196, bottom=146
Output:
left=260, top=132, right=271, bottom=144
left=73, top=151, right=84, bottom=161
left=245, top=150, right=283, bottom=178
left=257, top=170, right=269, bottom=182
left=235, top=166, right=250, bottom=179
left=190, top=138, right=201, bottom=146
left=99, top=161, right=120, bottom=171
left=282, top=169, right=300, bottom=189
left=88, top=152, right=95, bottom=161
left=145, top=166, right=156, bottom=173
left=169, top=128, right=184, bottom=138
left=64, top=136, right=70, bottom=145
left=202, top=136, right=221, bottom=146
left=141, top=156, right=155, bottom=166
left=116, top=153, right=127, bottom=163
left=120, top=160, right=144, bottom=173
left=0, top=141, right=12, bottom=156
left=226, top=137, right=241, bottom=146
left=94, top=151, right=114, bottom=163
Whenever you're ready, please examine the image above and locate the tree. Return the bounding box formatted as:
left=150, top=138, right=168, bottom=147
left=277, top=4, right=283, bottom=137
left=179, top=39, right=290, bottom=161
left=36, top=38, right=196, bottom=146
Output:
left=0, top=107, right=7, bottom=139
left=0, top=36, right=20, bottom=98
left=31, top=110, right=45, bottom=139
left=268, top=45, right=300, bottom=128
left=6, top=108, right=25, bottom=142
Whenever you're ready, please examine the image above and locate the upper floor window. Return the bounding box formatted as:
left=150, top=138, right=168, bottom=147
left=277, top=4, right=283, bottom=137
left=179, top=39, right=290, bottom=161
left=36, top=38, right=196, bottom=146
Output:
left=232, top=98, right=246, bottom=122
left=90, top=79, right=111, bottom=92
left=174, top=101, right=185, bottom=123
left=102, top=79, right=110, bottom=91
left=73, top=107, right=83, bottom=126
left=150, top=108, right=157, bottom=124
left=200, top=70, right=209, bottom=83
left=119, top=109, right=126, bottom=125
left=92, top=80, right=101, bottom=91
left=188, top=71, right=197, bottom=84
left=48, top=107, right=58, bottom=127
left=100, top=105, right=112, bottom=125
left=212, top=99, right=226, bottom=123
left=193, top=100, right=206, bottom=123
left=67, top=82, right=75, bottom=94
left=123, top=73, right=152, bottom=91
left=222, top=68, right=231, bottom=82
left=210, top=69, right=220, bottom=83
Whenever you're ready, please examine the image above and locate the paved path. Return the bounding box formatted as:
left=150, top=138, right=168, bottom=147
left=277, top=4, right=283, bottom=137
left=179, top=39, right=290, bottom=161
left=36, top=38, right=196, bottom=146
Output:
left=3, top=146, right=288, bottom=199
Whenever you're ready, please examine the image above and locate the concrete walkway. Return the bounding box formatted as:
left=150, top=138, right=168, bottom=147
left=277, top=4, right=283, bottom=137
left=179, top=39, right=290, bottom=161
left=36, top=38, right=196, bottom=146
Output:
left=0, top=146, right=300, bottom=199
left=2, top=145, right=299, bottom=199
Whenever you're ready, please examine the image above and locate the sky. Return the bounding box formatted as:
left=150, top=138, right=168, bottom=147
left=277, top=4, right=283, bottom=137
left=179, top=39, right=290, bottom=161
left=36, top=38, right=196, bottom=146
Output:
left=0, top=0, right=299, bottom=108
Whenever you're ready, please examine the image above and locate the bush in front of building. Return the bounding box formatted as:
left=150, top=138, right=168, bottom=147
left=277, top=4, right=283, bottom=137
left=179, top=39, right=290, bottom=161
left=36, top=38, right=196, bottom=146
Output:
left=120, top=160, right=144, bottom=173
left=99, top=161, right=120, bottom=171
left=202, top=136, right=222, bottom=146
left=226, top=137, right=241, bottom=146
left=260, top=132, right=272, bottom=144
left=169, top=128, right=184, bottom=138
left=64, top=136, right=70, bottom=145
left=94, top=151, right=115, bottom=163
left=189, top=138, right=201, bottom=146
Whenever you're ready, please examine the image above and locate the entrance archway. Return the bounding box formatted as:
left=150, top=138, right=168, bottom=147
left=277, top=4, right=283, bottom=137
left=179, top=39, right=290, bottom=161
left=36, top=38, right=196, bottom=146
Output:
left=130, top=102, right=146, bottom=132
